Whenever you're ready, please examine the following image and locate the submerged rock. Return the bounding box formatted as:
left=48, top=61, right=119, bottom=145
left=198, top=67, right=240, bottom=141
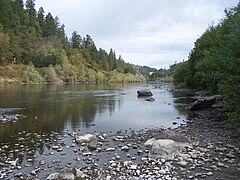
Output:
left=145, top=97, right=155, bottom=102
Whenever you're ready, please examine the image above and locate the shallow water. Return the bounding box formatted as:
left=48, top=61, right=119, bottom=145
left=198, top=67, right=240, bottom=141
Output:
left=0, top=82, right=189, bottom=179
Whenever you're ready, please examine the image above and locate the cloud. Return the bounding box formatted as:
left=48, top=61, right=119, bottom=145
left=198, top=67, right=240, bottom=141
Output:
left=34, top=0, right=239, bottom=69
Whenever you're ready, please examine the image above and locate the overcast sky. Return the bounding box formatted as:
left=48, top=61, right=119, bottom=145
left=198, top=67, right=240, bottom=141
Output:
left=34, top=0, right=239, bottom=69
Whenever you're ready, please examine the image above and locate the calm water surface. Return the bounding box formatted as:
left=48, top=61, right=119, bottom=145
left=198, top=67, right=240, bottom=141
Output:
left=0, top=83, right=186, bottom=136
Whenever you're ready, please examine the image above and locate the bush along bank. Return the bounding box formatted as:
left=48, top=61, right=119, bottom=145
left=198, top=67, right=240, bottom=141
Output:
left=0, top=64, right=146, bottom=84
left=171, top=3, right=240, bottom=125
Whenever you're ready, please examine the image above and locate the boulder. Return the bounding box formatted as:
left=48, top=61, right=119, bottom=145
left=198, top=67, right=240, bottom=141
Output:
left=144, top=130, right=191, bottom=159
left=189, top=97, right=216, bottom=111
left=46, top=172, right=74, bottom=180
left=137, top=89, right=153, bottom=97
left=47, top=168, right=87, bottom=180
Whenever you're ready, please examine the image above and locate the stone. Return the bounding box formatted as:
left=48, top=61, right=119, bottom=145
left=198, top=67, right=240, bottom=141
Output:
left=46, top=172, right=74, bottom=180
left=74, top=168, right=87, bottom=178
left=121, top=146, right=129, bottom=151
left=159, top=169, right=166, bottom=174
left=137, top=90, right=153, bottom=97
left=178, top=161, right=188, bottom=167
left=88, top=144, right=97, bottom=151
left=155, top=130, right=189, bottom=142
left=206, top=172, right=213, bottom=176
left=226, top=153, right=235, bottom=158
left=189, top=97, right=216, bottom=111
left=130, top=165, right=137, bottom=170
left=123, top=161, right=133, bottom=167
left=106, top=148, right=116, bottom=152
left=82, top=152, right=92, bottom=156
left=75, top=134, right=94, bottom=144
left=52, top=146, right=59, bottom=150
left=146, top=130, right=190, bottom=159
left=144, top=138, right=155, bottom=147
left=145, top=97, right=155, bottom=102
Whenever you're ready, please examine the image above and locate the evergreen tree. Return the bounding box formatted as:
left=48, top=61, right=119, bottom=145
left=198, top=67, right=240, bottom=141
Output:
left=70, top=31, right=82, bottom=49
left=43, top=12, right=57, bottom=37
left=37, top=7, right=45, bottom=34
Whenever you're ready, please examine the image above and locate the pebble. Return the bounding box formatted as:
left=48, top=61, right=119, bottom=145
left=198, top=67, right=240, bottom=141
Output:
left=159, top=169, right=166, bottom=174
left=106, top=148, right=116, bottom=152
left=178, top=161, right=188, bottom=167
left=83, top=152, right=92, bottom=156
left=206, top=172, right=213, bottom=176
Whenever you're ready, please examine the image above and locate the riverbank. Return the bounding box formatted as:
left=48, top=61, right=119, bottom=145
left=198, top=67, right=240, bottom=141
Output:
left=0, top=64, right=146, bottom=84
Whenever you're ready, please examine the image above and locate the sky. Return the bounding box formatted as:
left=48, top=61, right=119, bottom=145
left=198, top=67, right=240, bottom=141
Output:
left=34, top=0, right=239, bottom=69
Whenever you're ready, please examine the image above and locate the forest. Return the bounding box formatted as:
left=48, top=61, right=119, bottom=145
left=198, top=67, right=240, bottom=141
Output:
left=172, top=3, right=240, bottom=121
left=0, top=0, right=154, bottom=84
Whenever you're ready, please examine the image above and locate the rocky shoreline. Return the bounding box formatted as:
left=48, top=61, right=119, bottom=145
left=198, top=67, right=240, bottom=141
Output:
left=0, top=90, right=240, bottom=179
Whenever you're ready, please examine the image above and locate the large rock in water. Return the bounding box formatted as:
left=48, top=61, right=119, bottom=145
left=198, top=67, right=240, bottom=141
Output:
left=137, top=89, right=153, bottom=97
left=144, top=130, right=191, bottom=159
left=189, top=97, right=216, bottom=111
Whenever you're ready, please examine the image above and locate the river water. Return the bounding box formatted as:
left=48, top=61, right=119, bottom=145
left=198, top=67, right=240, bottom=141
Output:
left=0, top=83, right=188, bottom=178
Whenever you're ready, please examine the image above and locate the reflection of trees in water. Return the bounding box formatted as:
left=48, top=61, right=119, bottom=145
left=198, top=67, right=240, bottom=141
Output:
left=69, top=94, right=117, bottom=128
left=0, top=84, right=119, bottom=164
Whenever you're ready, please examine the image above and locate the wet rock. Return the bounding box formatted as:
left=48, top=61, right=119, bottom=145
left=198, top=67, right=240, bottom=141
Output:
left=137, top=89, right=153, bottom=97
left=145, top=97, right=155, bottom=102
left=189, top=97, right=216, bottom=111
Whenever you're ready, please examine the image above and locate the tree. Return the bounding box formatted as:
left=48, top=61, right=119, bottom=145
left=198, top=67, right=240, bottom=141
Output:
left=108, top=48, right=116, bottom=70
left=0, top=31, right=11, bottom=65
left=37, top=7, right=45, bottom=33
left=70, top=31, right=82, bottom=49
left=25, top=0, right=39, bottom=33
left=0, top=0, right=14, bottom=31
left=43, top=12, right=57, bottom=37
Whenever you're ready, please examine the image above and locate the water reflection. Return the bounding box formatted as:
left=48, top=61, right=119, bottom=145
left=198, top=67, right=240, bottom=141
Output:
left=0, top=84, right=122, bottom=139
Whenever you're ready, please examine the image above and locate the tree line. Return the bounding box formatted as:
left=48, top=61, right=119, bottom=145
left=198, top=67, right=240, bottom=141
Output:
left=0, top=0, right=148, bottom=83
left=172, top=2, right=240, bottom=121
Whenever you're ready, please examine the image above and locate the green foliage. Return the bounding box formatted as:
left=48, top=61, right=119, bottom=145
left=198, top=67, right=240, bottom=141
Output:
left=173, top=2, right=240, bottom=121
left=21, top=62, right=43, bottom=83
left=43, top=65, right=60, bottom=83
left=0, top=0, right=146, bottom=85
left=173, top=61, right=191, bottom=87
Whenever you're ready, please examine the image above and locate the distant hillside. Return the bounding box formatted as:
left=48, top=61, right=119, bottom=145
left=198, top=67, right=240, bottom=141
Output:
left=0, top=0, right=148, bottom=83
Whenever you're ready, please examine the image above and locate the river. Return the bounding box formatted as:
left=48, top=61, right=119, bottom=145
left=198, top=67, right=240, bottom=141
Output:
left=0, top=82, right=188, bottom=179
